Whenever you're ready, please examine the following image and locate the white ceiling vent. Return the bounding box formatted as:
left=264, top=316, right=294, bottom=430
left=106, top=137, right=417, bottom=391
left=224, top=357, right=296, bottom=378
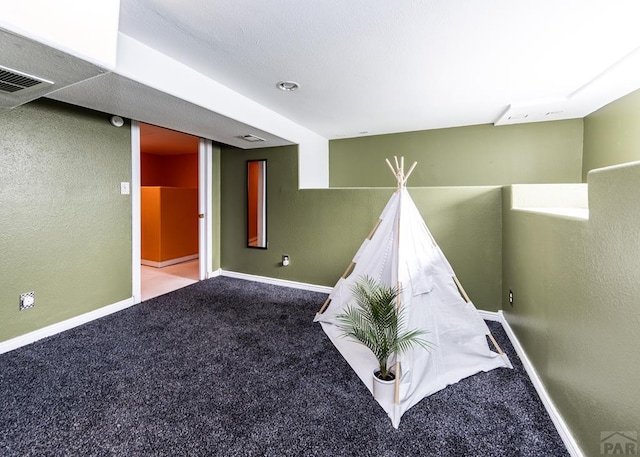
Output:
left=494, top=99, right=568, bottom=126
left=0, top=28, right=107, bottom=110
left=240, top=134, right=266, bottom=143
left=0, top=65, right=53, bottom=104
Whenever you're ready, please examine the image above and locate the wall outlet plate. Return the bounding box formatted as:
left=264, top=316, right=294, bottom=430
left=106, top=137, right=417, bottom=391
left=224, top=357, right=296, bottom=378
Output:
left=20, top=291, right=35, bottom=310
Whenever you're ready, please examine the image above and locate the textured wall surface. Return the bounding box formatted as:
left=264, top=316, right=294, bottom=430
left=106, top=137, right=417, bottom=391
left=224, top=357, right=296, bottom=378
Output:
left=0, top=100, right=132, bottom=342
left=330, top=120, right=584, bottom=187
left=502, top=162, right=640, bottom=456
left=221, top=145, right=503, bottom=311
left=583, top=88, right=640, bottom=180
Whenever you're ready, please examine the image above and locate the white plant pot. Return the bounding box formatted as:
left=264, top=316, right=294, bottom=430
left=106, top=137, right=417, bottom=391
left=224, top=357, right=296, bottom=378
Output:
left=372, top=368, right=396, bottom=405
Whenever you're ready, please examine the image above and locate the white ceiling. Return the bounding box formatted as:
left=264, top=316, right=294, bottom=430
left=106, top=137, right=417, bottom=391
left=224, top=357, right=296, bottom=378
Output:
left=3, top=1, right=640, bottom=149
left=116, top=0, right=640, bottom=138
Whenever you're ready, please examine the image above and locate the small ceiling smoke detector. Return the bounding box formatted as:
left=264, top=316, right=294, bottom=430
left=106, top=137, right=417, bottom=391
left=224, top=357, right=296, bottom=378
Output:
left=110, top=115, right=124, bottom=127
left=276, top=80, right=300, bottom=91
left=240, top=134, right=266, bottom=143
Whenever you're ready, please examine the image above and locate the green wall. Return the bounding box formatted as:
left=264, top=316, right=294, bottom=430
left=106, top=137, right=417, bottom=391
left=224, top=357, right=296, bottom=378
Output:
left=503, top=162, right=640, bottom=456
left=582, top=88, right=640, bottom=180
left=500, top=90, right=640, bottom=455
left=221, top=145, right=503, bottom=311
left=330, top=120, right=584, bottom=187
left=5, top=89, right=640, bottom=455
left=221, top=120, right=587, bottom=312
left=0, top=100, right=132, bottom=342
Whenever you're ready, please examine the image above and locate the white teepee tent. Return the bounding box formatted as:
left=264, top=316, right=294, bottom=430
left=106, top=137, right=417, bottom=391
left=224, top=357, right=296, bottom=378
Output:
left=314, top=157, right=512, bottom=428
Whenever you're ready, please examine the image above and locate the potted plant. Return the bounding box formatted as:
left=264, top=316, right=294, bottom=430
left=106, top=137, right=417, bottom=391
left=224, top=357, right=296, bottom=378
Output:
left=336, top=275, right=431, bottom=402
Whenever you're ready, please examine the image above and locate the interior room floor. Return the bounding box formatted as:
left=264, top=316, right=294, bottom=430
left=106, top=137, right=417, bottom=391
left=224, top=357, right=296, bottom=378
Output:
left=141, top=259, right=199, bottom=301
left=0, top=277, right=568, bottom=456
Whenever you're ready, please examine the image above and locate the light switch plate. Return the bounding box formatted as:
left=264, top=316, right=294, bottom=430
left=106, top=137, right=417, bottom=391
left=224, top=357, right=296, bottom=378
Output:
left=120, top=182, right=130, bottom=195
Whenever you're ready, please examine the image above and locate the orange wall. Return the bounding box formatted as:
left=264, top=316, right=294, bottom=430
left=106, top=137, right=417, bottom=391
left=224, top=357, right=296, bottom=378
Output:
left=141, top=187, right=162, bottom=261
left=140, top=152, right=198, bottom=263
left=141, top=187, right=198, bottom=262
left=141, top=153, right=198, bottom=188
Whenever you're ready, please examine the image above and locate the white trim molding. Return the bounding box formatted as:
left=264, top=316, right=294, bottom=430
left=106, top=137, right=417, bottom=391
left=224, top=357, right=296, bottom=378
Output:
left=198, top=138, right=214, bottom=280
left=221, top=270, right=333, bottom=294
left=497, top=311, right=583, bottom=457
left=0, top=297, right=136, bottom=355
left=477, top=309, right=502, bottom=322
left=131, top=120, right=142, bottom=304
left=141, top=254, right=199, bottom=269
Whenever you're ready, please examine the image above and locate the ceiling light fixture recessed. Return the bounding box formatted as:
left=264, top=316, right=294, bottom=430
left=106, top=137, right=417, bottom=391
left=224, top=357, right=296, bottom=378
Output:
left=276, top=80, right=300, bottom=91
left=240, top=133, right=266, bottom=143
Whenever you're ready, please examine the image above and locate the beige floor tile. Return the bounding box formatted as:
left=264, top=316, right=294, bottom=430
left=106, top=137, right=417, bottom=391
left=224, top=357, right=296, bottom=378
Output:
left=141, top=259, right=199, bottom=301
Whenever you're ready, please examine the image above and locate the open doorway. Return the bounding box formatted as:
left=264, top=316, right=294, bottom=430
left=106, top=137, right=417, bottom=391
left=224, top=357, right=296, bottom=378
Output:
left=139, top=123, right=200, bottom=300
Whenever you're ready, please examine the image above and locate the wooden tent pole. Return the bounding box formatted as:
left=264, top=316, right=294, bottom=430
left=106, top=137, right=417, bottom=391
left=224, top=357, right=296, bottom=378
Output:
left=316, top=218, right=383, bottom=315
left=394, top=283, right=402, bottom=406
left=394, top=160, right=403, bottom=407
left=404, top=162, right=418, bottom=185
left=385, top=158, right=396, bottom=177
left=452, top=275, right=505, bottom=356
left=487, top=333, right=505, bottom=356
left=452, top=275, right=471, bottom=303
left=317, top=297, right=332, bottom=316
left=366, top=218, right=382, bottom=240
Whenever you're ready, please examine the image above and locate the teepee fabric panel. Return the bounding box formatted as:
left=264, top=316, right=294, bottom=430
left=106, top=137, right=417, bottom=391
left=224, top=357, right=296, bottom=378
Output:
left=315, top=185, right=511, bottom=428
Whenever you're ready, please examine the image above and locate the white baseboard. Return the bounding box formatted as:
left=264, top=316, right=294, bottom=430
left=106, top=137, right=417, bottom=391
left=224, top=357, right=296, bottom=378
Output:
left=221, top=270, right=333, bottom=294
left=0, top=297, right=136, bottom=355
left=497, top=311, right=583, bottom=457
left=141, top=254, right=198, bottom=268
left=477, top=309, right=502, bottom=321
left=208, top=268, right=222, bottom=278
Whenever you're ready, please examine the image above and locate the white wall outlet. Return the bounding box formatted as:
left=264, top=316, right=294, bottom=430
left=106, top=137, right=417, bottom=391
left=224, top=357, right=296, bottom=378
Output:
left=20, top=291, right=35, bottom=310
left=120, top=182, right=130, bottom=195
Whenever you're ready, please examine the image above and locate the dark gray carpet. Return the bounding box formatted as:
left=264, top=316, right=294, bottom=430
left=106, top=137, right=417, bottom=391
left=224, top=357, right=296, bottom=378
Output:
left=0, top=276, right=568, bottom=456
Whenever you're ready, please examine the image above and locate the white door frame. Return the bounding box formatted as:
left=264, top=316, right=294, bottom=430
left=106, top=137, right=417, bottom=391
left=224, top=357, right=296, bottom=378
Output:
left=131, top=120, right=142, bottom=304
left=131, top=123, right=214, bottom=303
left=198, top=138, right=214, bottom=280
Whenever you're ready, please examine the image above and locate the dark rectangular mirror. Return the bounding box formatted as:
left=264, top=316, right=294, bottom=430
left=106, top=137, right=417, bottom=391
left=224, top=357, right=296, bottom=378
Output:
left=247, top=159, right=267, bottom=248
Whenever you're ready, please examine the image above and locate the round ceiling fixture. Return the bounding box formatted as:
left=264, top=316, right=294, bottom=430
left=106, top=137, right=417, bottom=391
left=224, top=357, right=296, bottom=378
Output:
left=110, top=115, right=124, bottom=127
left=276, top=80, right=300, bottom=91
